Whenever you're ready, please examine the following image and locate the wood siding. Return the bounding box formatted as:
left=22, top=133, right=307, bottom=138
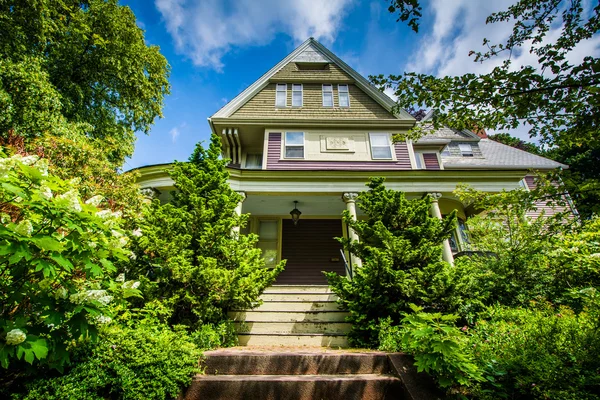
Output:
left=266, top=133, right=412, bottom=170
left=271, top=62, right=353, bottom=82
left=423, top=153, right=441, bottom=170
left=232, top=83, right=394, bottom=119
left=277, top=219, right=345, bottom=285
left=524, top=175, right=574, bottom=218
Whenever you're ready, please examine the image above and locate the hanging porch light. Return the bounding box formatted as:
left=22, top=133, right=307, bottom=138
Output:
left=289, top=200, right=302, bottom=226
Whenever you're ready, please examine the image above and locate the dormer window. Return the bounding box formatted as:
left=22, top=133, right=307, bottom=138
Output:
left=441, top=146, right=451, bottom=156
left=369, top=133, right=393, bottom=160
left=322, top=84, right=333, bottom=107
left=276, top=84, right=287, bottom=107
left=338, top=84, right=350, bottom=108
left=459, top=143, right=474, bottom=157
left=291, top=84, right=303, bottom=107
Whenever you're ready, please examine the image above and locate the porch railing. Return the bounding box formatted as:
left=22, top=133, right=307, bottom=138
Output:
left=340, top=249, right=353, bottom=280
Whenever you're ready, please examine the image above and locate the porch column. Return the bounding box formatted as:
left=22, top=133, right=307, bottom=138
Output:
left=428, top=192, right=454, bottom=265
left=232, top=191, right=246, bottom=238
left=342, top=192, right=362, bottom=269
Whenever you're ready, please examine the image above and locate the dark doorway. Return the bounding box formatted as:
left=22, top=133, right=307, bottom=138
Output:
left=276, top=219, right=345, bottom=285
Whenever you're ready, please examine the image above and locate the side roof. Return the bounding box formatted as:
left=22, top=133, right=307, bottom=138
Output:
left=210, top=38, right=414, bottom=120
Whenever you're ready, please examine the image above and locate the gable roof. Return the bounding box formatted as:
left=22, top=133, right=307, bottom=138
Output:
left=211, top=38, right=414, bottom=120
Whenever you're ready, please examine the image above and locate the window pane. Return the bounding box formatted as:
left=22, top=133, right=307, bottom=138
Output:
left=292, top=84, right=302, bottom=91
left=285, top=146, right=304, bottom=158
left=259, top=220, right=277, bottom=240
left=370, top=133, right=390, bottom=146
left=323, top=92, right=333, bottom=107
left=285, top=132, right=304, bottom=145
left=459, top=143, right=473, bottom=156
left=338, top=84, right=348, bottom=93
left=245, top=153, right=263, bottom=169
left=441, top=146, right=451, bottom=156
left=277, top=83, right=287, bottom=91
left=258, top=242, right=278, bottom=267
left=339, top=92, right=349, bottom=107
left=276, top=91, right=286, bottom=107
left=372, top=146, right=392, bottom=159
left=292, top=92, right=302, bottom=106
left=322, top=84, right=333, bottom=92
left=415, top=153, right=423, bottom=169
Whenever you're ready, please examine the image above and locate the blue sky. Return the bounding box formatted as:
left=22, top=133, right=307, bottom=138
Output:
left=122, top=0, right=600, bottom=170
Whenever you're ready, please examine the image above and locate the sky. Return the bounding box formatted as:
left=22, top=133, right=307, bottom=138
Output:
left=122, top=0, right=600, bottom=171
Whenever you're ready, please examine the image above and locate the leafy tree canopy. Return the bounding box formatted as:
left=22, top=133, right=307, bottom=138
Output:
left=376, top=0, right=600, bottom=150
left=0, top=0, right=170, bottom=165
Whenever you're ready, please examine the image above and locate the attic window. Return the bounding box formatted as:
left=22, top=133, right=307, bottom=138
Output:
left=459, top=143, right=474, bottom=157
left=296, top=62, right=329, bottom=71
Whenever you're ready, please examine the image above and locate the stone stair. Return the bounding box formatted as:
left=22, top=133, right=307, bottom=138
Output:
left=184, top=350, right=405, bottom=400
left=228, top=285, right=351, bottom=347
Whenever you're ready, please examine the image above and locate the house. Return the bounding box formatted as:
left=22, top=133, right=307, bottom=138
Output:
left=137, top=37, right=566, bottom=282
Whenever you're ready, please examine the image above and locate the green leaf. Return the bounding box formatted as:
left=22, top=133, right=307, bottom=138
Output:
left=32, top=236, right=63, bottom=252
left=50, top=254, right=74, bottom=271
left=29, top=338, right=48, bottom=360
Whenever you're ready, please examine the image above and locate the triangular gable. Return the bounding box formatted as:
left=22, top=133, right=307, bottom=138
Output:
left=211, top=38, right=414, bottom=120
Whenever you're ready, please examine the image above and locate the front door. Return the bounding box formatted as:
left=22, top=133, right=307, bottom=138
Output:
left=276, top=219, right=345, bottom=285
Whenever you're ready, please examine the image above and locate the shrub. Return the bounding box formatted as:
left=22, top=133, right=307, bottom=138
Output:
left=379, top=305, right=483, bottom=389
left=191, top=320, right=238, bottom=350
left=17, top=324, right=201, bottom=400
left=469, top=301, right=600, bottom=400
left=132, top=135, right=283, bottom=328
left=326, top=178, right=456, bottom=347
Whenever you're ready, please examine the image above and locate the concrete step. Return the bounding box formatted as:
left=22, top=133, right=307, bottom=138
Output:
left=259, top=293, right=339, bottom=302
left=238, top=333, right=349, bottom=347
left=228, top=310, right=350, bottom=322
left=203, top=351, right=391, bottom=375
left=234, top=321, right=351, bottom=335
left=184, top=374, right=403, bottom=400
left=264, top=285, right=333, bottom=294
left=245, top=301, right=343, bottom=312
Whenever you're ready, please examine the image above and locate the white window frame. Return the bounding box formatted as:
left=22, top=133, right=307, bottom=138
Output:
left=459, top=143, right=474, bottom=157
left=338, top=84, right=350, bottom=108
left=368, top=133, right=393, bottom=160
left=284, top=131, right=305, bottom=159
left=322, top=84, right=334, bottom=107
left=291, top=84, right=303, bottom=107
left=275, top=83, right=287, bottom=107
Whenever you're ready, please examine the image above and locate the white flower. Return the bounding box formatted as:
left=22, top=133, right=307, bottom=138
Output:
left=14, top=220, right=33, bottom=237
left=85, top=195, right=104, bottom=206
left=70, top=289, right=113, bottom=306
left=55, top=287, right=68, bottom=300
left=116, top=273, right=125, bottom=282
left=5, top=329, right=26, bottom=345
left=132, top=228, right=143, bottom=237
left=96, top=210, right=112, bottom=219
left=58, top=189, right=82, bottom=212
left=118, top=236, right=128, bottom=248
left=94, top=315, right=112, bottom=325
left=123, top=280, right=140, bottom=290
left=20, top=155, right=39, bottom=166
left=37, top=158, right=49, bottom=176
left=39, top=186, right=53, bottom=200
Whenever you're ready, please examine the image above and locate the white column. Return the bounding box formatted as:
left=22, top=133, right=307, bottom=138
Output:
left=342, top=192, right=362, bottom=269
left=428, top=192, right=454, bottom=265
left=232, top=191, right=246, bottom=238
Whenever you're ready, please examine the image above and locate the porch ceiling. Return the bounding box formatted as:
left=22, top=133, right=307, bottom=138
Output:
left=243, top=194, right=352, bottom=216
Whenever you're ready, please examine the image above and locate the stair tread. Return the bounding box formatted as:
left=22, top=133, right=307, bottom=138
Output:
left=194, top=374, right=400, bottom=381
left=237, top=333, right=347, bottom=336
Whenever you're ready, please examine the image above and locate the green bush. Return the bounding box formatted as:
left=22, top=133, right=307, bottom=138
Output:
left=17, top=324, right=201, bottom=400
left=379, top=305, right=483, bottom=389
left=469, top=301, right=600, bottom=400
left=191, top=320, right=238, bottom=350
left=326, top=178, right=456, bottom=347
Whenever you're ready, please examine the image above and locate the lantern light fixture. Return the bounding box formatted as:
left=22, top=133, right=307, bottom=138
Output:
left=290, top=200, right=302, bottom=226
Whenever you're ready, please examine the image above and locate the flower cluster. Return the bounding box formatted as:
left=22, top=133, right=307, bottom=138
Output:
left=5, top=329, right=26, bottom=345
left=70, top=289, right=113, bottom=306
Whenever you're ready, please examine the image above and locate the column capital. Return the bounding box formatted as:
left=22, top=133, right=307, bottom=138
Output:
left=342, top=192, right=359, bottom=203
left=236, top=191, right=247, bottom=202
left=427, top=192, right=442, bottom=201
left=140, top=187, right=161, bottom=200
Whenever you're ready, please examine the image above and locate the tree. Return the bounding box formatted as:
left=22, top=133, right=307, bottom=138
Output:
left=133, top=134, right=283, bottom=328
left=326, top=178, right=456, bottom=347
left=0, top=0, right=170, bottom=165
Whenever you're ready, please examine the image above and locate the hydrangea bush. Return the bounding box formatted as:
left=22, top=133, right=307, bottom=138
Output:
left=0, top=153, right=139, bottom=369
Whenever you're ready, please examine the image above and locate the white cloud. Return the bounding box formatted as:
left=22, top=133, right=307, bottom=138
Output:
left=154, top=0, right=353, bottom=71
left=169, top=122, right=187, bottom=143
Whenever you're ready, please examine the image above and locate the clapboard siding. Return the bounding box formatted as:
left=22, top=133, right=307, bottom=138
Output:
left=266, top=133, right=412, bottom=171
left=524, top=175, right=573, bottom=218
left=277, top=219, right=345, bottom=285
left=271, top=62, right=353, bottom=82
left=423, top=153, right=440, bottom=170
left=232, top=83, right=394, bottom=119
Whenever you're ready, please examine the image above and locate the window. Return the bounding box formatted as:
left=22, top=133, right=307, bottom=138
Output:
left=291, top=84, right=303, bottom=107
left=441, top=146, right=451, bottom=156
left=322, top=84, right=333, bottom=107
left=414, top=152, right=424, bottom=169
left=245, top=153, right=263, bottom=169
left=338, top=84, right=350, bottom=108
left=459, top=143, right=474, bottom=157
left=284, top=132, right=304, bottom=158
left=257, top=220, right=278, bottom=267
left=276, top=84, right=287, bottom=107
left=369, top=133, right=393, bottom=159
